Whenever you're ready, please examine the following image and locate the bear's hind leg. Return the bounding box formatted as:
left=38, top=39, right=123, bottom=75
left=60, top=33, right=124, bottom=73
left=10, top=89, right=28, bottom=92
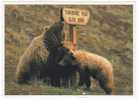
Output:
left=78, top=70, right=85, bottom=86
left=16, top=71, right=31, bottom=84
left=97, top=74, right=112, bottom=94
left=84, top=73, right=91, bottom=89
left=83, top=67, right=91, bottom=89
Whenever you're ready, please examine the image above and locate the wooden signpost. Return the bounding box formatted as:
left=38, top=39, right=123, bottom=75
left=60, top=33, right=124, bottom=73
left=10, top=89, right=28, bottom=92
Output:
left=63, top=8, right=90, bottom=25
left=63, top=8, right=90, bottom=50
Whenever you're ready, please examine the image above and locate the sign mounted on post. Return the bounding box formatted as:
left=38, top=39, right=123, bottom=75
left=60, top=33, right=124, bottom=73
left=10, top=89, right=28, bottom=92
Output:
left=63, top=8, right=90, bottom=25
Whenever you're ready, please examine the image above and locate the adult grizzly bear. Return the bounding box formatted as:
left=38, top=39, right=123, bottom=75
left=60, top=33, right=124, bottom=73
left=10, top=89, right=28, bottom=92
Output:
left=15, top=21, right=64, bottom=84
left=58, top=49, right=114, bottom=94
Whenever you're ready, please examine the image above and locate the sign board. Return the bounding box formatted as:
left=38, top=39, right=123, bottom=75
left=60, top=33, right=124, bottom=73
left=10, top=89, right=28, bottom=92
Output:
left=63, top=8, right=90, bottom=25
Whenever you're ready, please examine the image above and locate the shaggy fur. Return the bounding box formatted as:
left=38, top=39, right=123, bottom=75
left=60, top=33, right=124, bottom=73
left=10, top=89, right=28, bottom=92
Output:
left=46, top=46, right=80, bottom=87
left=43, top=21, right=64, bottom=51
left=72, top=50, right=114, bottom=94
left=60, top=49, right=114, bottom=94
left=15, top=34, right=49, bottom=84
left=15, top=21, right=64, bottom=84
left=45, top=46, right=68, bottom=87
left=57, top=48, right=80, bottom=87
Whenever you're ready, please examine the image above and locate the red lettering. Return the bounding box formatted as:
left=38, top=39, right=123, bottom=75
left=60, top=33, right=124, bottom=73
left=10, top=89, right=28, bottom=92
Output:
left=77, top=18, right=84, bottom=23
left=68, top=17, right=76, bottom=23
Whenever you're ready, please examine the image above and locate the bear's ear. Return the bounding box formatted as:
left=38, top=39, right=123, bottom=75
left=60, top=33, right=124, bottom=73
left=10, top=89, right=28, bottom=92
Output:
left=70, top=52, right=75, bottom=57
left=71, top=53, right=76, bottom=60
left=43, top=26, right=49, bottom=33
left=67, top=52, right=75, bottom=59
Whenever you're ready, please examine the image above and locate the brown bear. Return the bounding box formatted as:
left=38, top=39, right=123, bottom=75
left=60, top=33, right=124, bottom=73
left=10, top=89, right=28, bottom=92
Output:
left=46, top=46, right=80, bottom=87
left=58, top=49, right=114, bottom=94
left=45, top=46, right=71, bottom=87
left=15, top=21, right=64, bottom=84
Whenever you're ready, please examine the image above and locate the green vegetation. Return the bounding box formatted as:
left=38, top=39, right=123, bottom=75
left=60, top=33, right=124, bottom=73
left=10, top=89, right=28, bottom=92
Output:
left=5, top=5, right=133, bottom=95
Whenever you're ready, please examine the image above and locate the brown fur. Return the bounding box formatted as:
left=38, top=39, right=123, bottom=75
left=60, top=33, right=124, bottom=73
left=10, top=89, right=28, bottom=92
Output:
left=71, top=49, right=114, bottom=94
left=15, top=34, right=49, bottom=83
left=16, top=21, right=64, bottom=84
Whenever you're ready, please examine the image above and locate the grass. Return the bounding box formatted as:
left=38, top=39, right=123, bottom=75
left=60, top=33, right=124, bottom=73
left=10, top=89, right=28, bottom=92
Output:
left=5, top=5, right=133, bottom=95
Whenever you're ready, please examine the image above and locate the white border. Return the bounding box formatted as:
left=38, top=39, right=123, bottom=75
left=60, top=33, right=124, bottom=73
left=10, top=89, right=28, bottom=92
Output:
left=3, top=0, right=135, bottom=5
left=0, top=0, right=5, bottom=97
left=0, top=0, right=137, bottom=100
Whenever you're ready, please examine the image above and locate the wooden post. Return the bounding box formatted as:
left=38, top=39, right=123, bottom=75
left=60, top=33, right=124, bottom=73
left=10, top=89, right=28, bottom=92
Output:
left=63, top=30, right=69, bottom=48
left=72, top=26, right=77, bottom=50
left=69, top=25, right=77, bottom=50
